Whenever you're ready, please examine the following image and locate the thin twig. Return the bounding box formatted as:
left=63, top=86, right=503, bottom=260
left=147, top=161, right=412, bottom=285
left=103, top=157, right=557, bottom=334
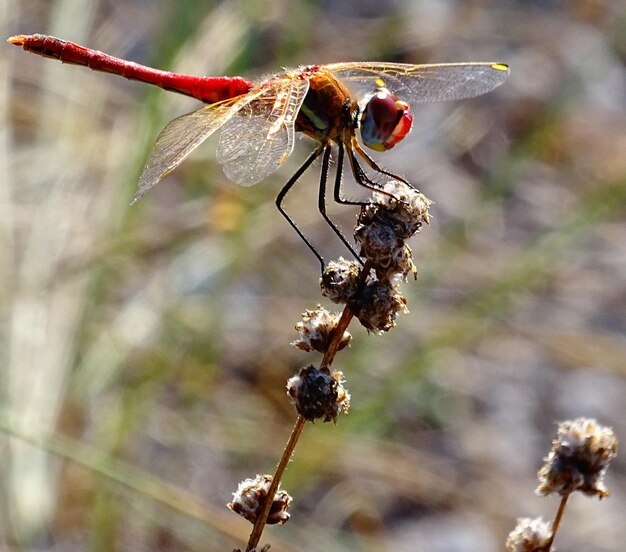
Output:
left=246, top=303, right=355, bottom=550
left=246, top=416, right=307, bottom=551
left=546, top=494, right=569, bottom=550
left=320, top=304, right=354, bottom=369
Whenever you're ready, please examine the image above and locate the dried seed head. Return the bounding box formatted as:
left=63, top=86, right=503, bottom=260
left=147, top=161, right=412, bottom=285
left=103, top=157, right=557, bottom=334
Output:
left=227, top=474, right=292, bottom=526
left=354, top=219, right=402, bottom=267
left=287, top=365, right=350, bottom=422
left=233, top=547, right=270, bottom=552
left=347, top=280, right=408, bottom=333
left=333, top=370, right=351, bottom=415
left=376, top=243, right=418, bottom=283
left=536, top=418, right=618, bottom=499
left=291, top=306, right=351, bottom=353
left=505, top=517, right=553, bottom=552
left=320, top=258, right=362, bottom=304
left=353, top=219, right=417, bottom=282
left=366, top=180, right=432, bottom=239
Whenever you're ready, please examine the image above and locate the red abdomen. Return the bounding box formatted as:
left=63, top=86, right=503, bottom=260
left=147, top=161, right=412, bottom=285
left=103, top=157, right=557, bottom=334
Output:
left=8, top=34, right=254, bottom=104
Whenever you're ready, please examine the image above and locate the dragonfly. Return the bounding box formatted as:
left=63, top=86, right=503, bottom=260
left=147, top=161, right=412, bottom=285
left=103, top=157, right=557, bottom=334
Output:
left=8, top=34, right=509, bottom=266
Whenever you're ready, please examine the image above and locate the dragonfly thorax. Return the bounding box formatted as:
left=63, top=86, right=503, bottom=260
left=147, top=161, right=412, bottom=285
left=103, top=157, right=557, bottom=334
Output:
left=295, top=69, right=358, bottom=144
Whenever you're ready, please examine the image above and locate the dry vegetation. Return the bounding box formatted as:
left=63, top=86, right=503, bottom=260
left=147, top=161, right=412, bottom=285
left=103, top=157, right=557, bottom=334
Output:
left=2, top=1, right=625, bottom=550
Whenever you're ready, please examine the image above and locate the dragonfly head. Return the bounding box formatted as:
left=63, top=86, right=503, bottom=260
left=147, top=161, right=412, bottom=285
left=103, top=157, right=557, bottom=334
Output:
left=360, top=87, right=413, bottom=152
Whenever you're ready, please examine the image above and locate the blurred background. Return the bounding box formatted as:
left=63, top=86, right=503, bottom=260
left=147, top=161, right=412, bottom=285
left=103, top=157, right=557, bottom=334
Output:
left=2, top=0, right=626, bottom=550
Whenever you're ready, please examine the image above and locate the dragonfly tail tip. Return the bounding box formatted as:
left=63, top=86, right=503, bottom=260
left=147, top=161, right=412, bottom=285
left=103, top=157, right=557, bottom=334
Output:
left=7, top=35, right=26, bottom=46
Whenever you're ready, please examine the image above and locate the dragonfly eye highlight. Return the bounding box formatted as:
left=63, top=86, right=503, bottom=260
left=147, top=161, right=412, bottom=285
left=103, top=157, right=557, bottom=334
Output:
left=360, top=88, right=413, bottom=152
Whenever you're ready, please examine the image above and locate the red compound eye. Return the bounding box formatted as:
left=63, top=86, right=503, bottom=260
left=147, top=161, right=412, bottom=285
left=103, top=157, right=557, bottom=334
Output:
left=360, top=88, right=413, bottom=151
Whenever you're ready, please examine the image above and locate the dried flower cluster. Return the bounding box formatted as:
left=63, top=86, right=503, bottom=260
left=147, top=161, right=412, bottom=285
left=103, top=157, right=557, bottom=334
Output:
left=319, top=257, right=362, bottom=303
left=505, top=517, right=552, bottom=552
left=536, top=418, right=618, bottom=499
left=346, top=278, right=408, bottom=332
left=230, top=180, right=431, bottom=542
left=287, top=365, right=350, bottom=422
left=355, top=180, right=429, bottom=282
left=228, top=475, right=292, bottom=526
left=291, top=306, right=351, bottom=353
left=321, top=180, right=431, bottom=333
left=506, top=418, right=618, bottom=551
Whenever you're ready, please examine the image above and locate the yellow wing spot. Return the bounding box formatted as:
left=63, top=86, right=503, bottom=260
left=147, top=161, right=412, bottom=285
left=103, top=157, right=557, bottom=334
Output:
left=375, top=78, right=385, bottom=87
left=491, top=63, right=509, bottom=71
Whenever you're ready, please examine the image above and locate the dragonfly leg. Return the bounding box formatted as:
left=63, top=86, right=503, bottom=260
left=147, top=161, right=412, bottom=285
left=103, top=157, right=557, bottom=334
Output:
left=276, top=146, right=326, bottom=270
left=352, top=141, right=418, bottom=190
left=346, top=146, right=390, bottom=193
left=331, top=142, right=368, bottom=207
left=317, top=144, right=363, bottom=263
left=347, top=144, right=414, bottom=206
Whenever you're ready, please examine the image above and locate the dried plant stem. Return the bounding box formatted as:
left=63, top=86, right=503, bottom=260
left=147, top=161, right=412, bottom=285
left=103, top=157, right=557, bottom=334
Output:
left=546, top=494, right=569, bottom=550
left=246, top=304, right=354, bottom=551
left=320, top=305, right=354, bottom=369
left=246, top=415, right=307, bottom=551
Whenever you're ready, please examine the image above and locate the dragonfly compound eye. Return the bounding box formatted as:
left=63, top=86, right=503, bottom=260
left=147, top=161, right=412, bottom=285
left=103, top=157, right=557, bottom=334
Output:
left=360, top=88, right=413, bottom=152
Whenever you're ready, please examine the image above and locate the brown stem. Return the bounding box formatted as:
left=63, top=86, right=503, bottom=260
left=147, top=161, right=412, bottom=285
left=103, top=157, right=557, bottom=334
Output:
left=320, top=304, right=354, bottom=369
left=245, top=301, right=356, bottom=550
left=546, top=494, right=569, bottom=550
left=246, top=415, right=307, bottom=551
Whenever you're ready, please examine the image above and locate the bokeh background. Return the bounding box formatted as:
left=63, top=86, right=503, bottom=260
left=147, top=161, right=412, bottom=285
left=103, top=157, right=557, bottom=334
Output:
left=2, top=1, right=626, bottom=550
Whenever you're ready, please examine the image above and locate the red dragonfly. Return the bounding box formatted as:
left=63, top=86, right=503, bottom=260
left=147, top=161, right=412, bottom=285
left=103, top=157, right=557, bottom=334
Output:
left=8, top=34, right=509, bottom=265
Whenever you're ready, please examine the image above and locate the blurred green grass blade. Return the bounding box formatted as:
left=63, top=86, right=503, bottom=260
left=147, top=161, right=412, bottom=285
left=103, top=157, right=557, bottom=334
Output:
left=0, top=413, right=295, bottom=552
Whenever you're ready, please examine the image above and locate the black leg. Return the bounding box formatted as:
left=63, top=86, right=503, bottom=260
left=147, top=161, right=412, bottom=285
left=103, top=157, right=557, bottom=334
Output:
left=275, top=146, right=326, bottom=269
left=352, top=140, right=417, bottom=190
left=317, top=144, right=363, bottom=262
left=346, top=145, right=387, bottom=192
left=346, top=145, right=413, bottom=206
left=276, top=140, right=411, bottom=268
left=332, top=141, right=366, bottom=207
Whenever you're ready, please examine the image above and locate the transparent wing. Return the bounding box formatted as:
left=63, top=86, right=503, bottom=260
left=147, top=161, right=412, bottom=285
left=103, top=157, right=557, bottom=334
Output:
left=326, top=61, right=509, bottom=105
left=217, top=75, right=310, bottom=186
left=133, top=87, right=268, bottom=203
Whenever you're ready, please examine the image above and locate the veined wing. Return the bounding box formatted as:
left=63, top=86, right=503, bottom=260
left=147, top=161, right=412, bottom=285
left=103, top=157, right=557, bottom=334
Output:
left=326, top=61, right=509, bottom=105
left=133, top=86, right=268, bottom=203
left=217, top=74, right=310, bottom=186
